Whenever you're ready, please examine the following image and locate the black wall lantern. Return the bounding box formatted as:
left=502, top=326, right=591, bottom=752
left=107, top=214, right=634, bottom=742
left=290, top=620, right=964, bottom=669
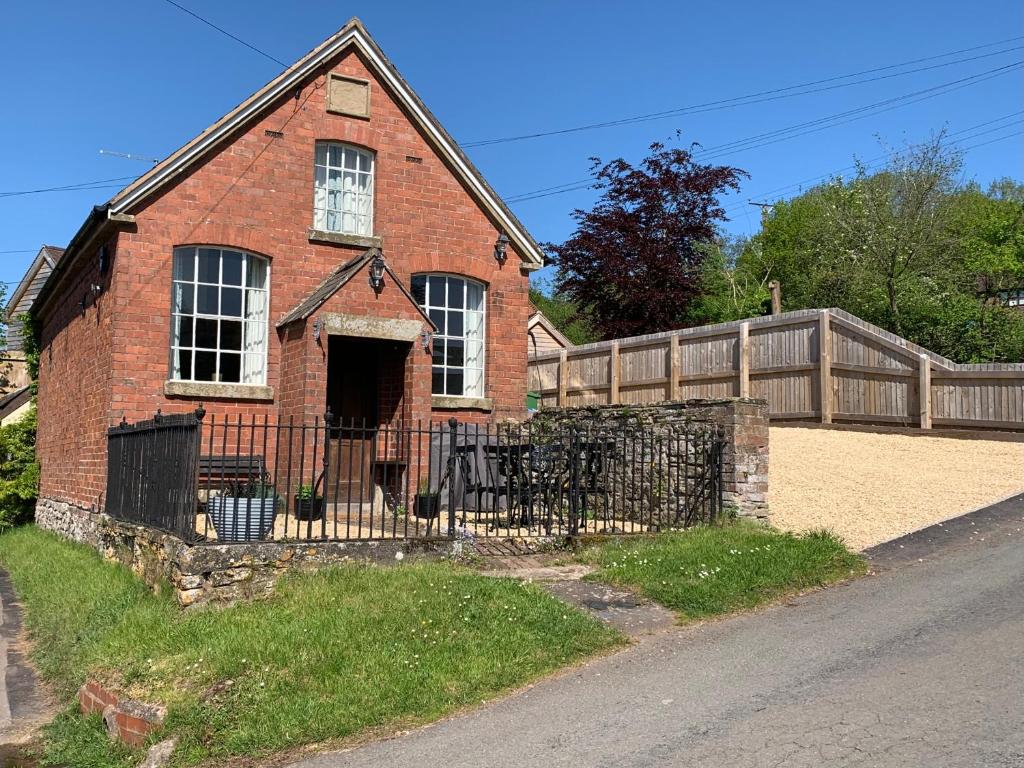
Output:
left=368, top=252, right=386, bottom=293
left=494, top=232, right=509, bottom=265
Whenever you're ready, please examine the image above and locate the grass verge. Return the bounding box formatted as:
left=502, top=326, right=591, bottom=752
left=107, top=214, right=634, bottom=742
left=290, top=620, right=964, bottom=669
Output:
left=577, top=522, right=866, bottom=621
left=0, top=526, right=623, bottom=767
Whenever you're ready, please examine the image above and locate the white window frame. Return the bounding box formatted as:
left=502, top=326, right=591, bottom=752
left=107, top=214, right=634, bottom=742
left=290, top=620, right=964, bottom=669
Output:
left=169, top=246, right=270, bottom=385
left=412, top=274, right=486, bottom=398
left=313, top=142, right=375, bottom=236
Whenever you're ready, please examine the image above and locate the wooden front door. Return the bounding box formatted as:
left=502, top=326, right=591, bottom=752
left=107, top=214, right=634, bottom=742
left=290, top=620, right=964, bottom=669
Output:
left=326, top=337, right=380, bottom=504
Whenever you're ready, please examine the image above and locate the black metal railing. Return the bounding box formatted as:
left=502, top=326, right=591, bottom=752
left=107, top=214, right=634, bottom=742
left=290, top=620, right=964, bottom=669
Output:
left=106, top=410, right=202, bottom=540
left=105, top=409, right=724, bottom=545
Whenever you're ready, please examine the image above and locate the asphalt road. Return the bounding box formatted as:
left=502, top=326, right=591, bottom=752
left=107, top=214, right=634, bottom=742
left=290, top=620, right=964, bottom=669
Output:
left=292, top=494, right=1024, bottom=768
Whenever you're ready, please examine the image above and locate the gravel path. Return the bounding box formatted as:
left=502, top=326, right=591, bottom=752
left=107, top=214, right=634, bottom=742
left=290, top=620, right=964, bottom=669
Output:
left=769, top=426, right=1024, bottom=550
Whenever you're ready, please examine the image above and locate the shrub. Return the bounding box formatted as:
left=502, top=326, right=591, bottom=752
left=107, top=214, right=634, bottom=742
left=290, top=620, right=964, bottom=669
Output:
left=0, top=404, right=39, bottom=529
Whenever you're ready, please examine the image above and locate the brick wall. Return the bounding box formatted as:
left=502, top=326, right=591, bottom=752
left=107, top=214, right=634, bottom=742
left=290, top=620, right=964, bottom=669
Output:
left=35, top=235, right=119, bottom=508
left=35, top=42, right=530, bottom=513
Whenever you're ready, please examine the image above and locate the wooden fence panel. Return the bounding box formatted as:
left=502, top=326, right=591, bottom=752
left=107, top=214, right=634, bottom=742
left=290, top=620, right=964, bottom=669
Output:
left=527, top=308, right=1024, bottom=431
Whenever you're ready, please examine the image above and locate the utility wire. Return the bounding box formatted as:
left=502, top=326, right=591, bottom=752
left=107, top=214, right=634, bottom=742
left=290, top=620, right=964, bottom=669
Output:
left=159, top=0, right=288, bottom=68
left=719, top=124, right=1024, bottom=221
left=505, top=62, right=1023, bottom=203
left=722, top=112, right=1024, bottom=214
left=464, top=37, right=1024, bottom=147
left=0, top=175, right=139, bottom=199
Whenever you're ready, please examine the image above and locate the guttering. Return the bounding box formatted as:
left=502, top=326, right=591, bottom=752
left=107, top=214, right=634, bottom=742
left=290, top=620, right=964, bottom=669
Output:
left=33, top=205, right=136, bottom=318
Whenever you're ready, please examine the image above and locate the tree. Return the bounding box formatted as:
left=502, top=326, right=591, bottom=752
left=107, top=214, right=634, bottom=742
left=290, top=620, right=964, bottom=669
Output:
left=710, top=137, right=1024, bottom=363
left=688, top=236, right=771, bottom=324
left=818, top=136, right=962, bottom=334
left=0, top=405, right=38, bottom=529
left=947, top=179, right=1024, bottom=301
left=549, top=141, right=747, bottom=339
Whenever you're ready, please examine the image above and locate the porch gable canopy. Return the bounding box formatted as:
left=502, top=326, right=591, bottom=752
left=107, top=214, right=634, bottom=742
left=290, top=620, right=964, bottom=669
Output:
left=276, top=248, right=435, bottom=340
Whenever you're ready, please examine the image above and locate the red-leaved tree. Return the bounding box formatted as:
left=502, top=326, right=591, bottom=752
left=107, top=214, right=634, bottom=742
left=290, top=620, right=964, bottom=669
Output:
left=550, top=143, right=747, bottom=339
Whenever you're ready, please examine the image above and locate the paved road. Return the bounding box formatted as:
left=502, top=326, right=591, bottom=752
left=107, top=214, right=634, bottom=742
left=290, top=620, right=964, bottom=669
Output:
left=293, top=494, right=1024, bottom=768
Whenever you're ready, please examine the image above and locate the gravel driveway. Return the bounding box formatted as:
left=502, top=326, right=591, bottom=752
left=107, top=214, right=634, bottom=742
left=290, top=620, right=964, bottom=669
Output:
left=768, top=426, right=1024, bottom=550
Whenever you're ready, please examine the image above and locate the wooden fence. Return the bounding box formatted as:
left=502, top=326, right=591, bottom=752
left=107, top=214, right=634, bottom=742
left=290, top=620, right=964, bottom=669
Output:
left=527, top=308, right=1024, bottom=431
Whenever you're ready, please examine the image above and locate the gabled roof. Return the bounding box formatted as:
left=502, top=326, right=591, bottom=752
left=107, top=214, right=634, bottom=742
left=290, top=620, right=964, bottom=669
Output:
left=277, top=249, right=435, bottom=329
left=6, top=245, right=62, bottom=318
left=0, top=386, right=31, bottom=421
left=107, top=18, right=543, bottom=269
left=528, top=308, right=572, bottom=349
left=5, top=245, right=64, bottom=351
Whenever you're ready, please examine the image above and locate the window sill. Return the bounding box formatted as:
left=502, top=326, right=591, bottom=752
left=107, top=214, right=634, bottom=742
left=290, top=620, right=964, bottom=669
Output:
left=164, top=380, right=274, bottom=401
left=431, top=395, right=494, bottom=412
left=307, top=229, right=382, bottom=249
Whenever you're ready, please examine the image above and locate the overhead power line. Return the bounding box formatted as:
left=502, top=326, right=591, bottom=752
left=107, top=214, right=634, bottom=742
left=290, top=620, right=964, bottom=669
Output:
left=159, top=0, right=288, bottom=68
left=722, top=111, right=1024, bottom=215
left=0, top=175, right=139, bottom=199
left=464, top=37, right=1024, bottom=148
left=718, top=127, right=1024, bottom=222
left=504, top=62, right=1023, bottom=203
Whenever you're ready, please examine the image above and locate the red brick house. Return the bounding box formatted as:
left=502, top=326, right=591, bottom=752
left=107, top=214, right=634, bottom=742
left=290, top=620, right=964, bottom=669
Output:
left=33, top=19, right=543, bottom=519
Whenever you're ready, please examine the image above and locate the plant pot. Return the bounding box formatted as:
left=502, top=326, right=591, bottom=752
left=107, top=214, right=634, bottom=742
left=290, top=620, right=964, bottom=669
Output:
left=293, top=496, right=324, bottom=521
left=414, top=493, right=440, bottom=520
left=207, top=496, right=277, bottom=542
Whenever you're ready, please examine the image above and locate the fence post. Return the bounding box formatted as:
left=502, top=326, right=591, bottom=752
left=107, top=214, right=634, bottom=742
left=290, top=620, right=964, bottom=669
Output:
left=446, top=417, right=458, bottom=537
left=609, top=341, right=620, bottom=405
left=669, top=332, right=681, bottom=401
left=918, top=353, right=932, bottom=429
left=819, top=310, right=832, bottom=423
left=738, top=322, right=750, bottom=398
left=558, top=349, right=568, bottom=406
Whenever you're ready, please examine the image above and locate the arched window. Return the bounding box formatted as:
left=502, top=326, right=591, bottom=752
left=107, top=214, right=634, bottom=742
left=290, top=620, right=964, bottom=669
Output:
left=170, top=247, right=270, bottom=385
left=313, top=142, right=374, bottom=236
left=411, top=275, right=485, bottom=397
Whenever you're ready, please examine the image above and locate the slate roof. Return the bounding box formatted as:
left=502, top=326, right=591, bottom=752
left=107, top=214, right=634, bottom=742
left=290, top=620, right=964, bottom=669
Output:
left=0, top=385, right=31, bottom=421
left=276, top=249, right=435, bottom=331
left=277, top=250, right=376, bottom=327
left=5, top=245, right=64, bottom=351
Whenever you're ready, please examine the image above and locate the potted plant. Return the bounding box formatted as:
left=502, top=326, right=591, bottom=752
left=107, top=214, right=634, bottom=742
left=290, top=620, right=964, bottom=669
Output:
left=294, top=483, right=324, bottom=521
left=207, top=477, right=279, bottom=542
left=414, top=476, right=440, bottom=520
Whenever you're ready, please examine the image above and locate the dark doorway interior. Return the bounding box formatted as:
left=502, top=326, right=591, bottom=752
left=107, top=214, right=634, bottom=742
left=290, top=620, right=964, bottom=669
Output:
left=324, top=337, right=409, bottom=505
left=326, top=337, right=381, bottom=504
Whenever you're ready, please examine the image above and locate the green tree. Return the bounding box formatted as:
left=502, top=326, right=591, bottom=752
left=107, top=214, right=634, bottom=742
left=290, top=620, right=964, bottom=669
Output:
left=946, top=179, right=1024, bottom=300
left=714, top=137, right=1024, bottom=363
left=688, top=236, right=771, bottom=324
left=0, top=405, right=39, bottom=529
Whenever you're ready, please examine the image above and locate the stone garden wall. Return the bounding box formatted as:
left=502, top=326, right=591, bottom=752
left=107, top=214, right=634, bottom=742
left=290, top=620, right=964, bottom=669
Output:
left=35, top=497, right=456, bottom=607
left=532, top=398, right=769, bottom=521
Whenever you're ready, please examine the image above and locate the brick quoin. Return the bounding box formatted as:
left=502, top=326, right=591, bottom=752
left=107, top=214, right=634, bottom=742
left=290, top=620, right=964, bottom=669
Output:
left=35, top=22, right=536, bottom=512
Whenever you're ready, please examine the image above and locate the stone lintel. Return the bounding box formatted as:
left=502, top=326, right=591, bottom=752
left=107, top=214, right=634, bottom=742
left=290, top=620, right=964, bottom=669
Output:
left=320, top=312, right=422, bottom=342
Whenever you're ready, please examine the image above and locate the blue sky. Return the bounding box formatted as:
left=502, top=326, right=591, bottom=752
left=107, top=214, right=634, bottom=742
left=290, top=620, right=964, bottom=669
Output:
left=1, top=0, right=1022, bottom=294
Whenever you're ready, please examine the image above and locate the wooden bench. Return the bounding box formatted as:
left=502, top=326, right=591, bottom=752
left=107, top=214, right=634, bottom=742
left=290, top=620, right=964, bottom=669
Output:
left=198, top=455, right=267, bottom=481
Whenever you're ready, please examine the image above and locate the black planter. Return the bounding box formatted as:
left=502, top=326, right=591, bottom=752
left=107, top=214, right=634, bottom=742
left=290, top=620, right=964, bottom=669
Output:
left=414, top=493, right=440, bottom=520
left=293, top=496, right=324, bottom=521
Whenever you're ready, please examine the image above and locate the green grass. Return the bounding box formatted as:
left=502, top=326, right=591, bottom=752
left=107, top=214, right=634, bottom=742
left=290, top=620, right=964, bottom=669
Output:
left=578, top=522, right=866, bottom=621
left=0, top=526, right=623, bottom=768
